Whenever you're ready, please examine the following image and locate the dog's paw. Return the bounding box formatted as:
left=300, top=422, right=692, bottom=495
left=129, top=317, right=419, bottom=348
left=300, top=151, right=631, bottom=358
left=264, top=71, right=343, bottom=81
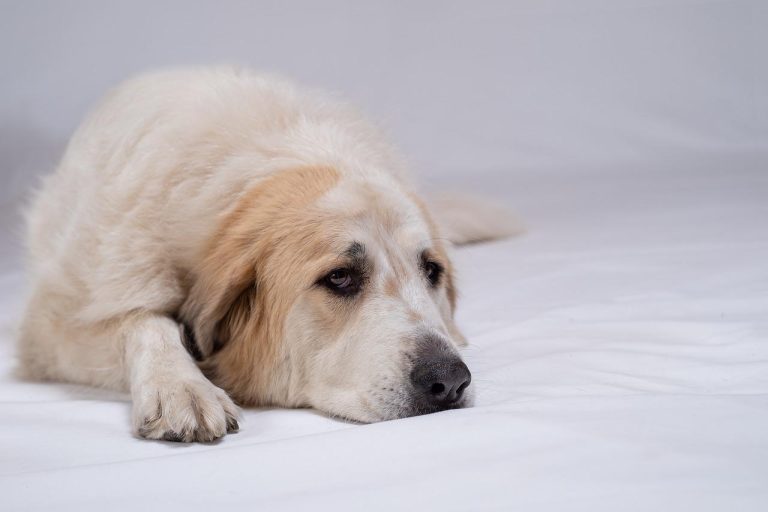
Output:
left=132, top=376, right=240, bottom=443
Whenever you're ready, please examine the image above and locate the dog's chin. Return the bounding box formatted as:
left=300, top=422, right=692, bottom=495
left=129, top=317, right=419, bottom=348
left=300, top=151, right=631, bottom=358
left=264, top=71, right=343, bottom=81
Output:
left=324, top=386, right=475, bottom=424
left=406, top=385, right=475, bottom=418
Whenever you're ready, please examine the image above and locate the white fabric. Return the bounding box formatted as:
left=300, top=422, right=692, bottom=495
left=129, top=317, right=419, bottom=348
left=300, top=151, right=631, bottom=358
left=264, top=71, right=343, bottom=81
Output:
left=2, top=155, right=767, bottom=510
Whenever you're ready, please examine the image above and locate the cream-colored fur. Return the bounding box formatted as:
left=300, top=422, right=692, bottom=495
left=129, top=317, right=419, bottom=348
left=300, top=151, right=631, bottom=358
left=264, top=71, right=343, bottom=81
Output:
left=18, top=67, right=511, bottom=442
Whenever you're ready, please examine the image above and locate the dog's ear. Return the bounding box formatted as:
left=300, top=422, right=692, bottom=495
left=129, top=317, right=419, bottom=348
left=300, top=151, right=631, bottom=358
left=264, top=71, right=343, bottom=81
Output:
left=178, top=166, right=339, bottom=359
left=179, top=237, right=257, bottom=359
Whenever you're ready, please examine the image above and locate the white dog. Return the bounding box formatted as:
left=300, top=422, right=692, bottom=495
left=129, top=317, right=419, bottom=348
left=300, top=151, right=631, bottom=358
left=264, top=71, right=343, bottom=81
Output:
left=18, top=68, right=515, bottom=442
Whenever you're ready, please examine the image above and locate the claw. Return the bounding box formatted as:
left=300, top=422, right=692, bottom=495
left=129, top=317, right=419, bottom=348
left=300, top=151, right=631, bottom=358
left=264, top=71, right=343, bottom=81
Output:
left=162, top=430, right=186, bottom=443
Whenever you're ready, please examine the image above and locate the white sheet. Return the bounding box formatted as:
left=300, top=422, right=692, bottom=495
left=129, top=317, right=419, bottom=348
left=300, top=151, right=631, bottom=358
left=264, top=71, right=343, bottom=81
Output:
left=2, top=155, right=766, bottom=511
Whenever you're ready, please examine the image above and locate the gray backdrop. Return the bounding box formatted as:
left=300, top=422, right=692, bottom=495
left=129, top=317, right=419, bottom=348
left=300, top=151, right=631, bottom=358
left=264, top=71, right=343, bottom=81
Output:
left=1, top=0, right=767, bottom=270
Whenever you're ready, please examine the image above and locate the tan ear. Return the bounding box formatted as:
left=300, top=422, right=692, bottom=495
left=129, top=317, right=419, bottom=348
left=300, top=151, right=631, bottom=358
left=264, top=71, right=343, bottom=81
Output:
left=179, top=165, right=339, bottom=359
left=179, top=238, right=256, bottom=358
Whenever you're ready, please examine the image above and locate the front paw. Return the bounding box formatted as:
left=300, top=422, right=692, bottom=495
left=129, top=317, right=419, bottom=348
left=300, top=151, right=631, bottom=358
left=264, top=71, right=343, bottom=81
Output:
left=133, top=376, right=240, bottom=443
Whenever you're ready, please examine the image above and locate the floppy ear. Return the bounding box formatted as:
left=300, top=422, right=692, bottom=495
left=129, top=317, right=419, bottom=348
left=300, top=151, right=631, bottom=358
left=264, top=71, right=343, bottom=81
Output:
left=177, top=165, right=339, bottom=360
left=179, top=238, right=256, bottom=359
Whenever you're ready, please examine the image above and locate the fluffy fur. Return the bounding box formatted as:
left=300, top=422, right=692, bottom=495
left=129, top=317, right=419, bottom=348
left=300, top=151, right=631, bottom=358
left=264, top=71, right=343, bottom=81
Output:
left=18, top=67, right=514, bottom=442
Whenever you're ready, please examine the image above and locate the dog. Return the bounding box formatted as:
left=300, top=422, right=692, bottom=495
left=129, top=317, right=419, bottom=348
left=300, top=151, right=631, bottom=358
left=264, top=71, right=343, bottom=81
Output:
left=17, top=67, right=516, bottom=442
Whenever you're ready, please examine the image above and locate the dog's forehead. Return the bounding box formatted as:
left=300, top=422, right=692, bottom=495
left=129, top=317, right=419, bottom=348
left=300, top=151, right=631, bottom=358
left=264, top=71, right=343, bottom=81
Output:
left=316, top=177, right=431, bottom=248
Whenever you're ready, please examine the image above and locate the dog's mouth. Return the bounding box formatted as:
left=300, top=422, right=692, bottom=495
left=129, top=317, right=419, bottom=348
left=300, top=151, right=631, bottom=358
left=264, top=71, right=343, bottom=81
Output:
left=404, top=390, right=474, bottom=417
left=315, top=376, right=474, bottom=424
left=359, top=374, right=474, bottom=423
left=376, top=389, right=474, bottom=422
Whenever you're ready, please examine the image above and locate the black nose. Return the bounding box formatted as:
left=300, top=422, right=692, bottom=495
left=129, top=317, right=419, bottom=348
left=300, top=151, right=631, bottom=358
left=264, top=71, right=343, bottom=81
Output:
left=410, top=354, right=471, bottom=409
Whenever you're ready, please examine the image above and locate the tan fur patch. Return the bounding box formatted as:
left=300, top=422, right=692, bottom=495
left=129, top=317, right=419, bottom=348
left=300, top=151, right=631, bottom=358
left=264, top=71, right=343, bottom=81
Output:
left=181, top=166, right=340, bottom=405
left=383, top=275, right=400, bottom=299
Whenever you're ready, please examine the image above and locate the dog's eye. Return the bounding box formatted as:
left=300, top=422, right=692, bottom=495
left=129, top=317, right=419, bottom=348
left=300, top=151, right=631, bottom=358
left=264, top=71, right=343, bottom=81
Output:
left=328, top=269, right=352, bottom=288
left=424, top=260, right=443, bottom=286
left=322, top=268, right=360, bottom=296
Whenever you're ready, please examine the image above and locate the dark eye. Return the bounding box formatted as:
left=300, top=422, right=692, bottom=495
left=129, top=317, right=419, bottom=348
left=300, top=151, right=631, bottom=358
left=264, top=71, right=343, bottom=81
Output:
left=322, top=268, right=360, bottom=296
left=424, top=260, right=443, bottom=286
left=328, top=269, right=351, bottom=288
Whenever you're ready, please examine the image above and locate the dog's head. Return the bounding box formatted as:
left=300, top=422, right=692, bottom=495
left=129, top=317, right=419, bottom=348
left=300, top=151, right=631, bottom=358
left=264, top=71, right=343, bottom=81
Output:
left=180, top=166, right=471, bottom=422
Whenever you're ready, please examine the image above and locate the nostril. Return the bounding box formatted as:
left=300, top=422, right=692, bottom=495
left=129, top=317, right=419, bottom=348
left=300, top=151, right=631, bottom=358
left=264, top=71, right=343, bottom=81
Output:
left=430, top=382, right=446, bottom=395
left=455, top=380, right=470, bottom=399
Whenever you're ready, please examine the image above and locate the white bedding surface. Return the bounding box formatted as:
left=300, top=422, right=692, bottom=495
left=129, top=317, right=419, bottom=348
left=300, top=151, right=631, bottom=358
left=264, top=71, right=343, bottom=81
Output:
left=1, top=155, right=766, bottom=511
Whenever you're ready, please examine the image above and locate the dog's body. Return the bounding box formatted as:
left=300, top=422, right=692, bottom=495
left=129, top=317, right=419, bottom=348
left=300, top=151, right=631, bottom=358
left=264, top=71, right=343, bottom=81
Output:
left=19, top=68, right=514, bottom=442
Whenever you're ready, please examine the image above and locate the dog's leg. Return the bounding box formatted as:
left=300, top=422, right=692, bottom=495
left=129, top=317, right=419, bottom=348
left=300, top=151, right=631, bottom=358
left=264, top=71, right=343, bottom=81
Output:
left=124, top=313, right=240, bottom=443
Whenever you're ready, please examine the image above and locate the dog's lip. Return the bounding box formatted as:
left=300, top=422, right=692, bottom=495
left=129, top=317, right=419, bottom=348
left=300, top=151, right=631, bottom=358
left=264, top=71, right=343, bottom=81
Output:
left=409, top=397, right=470, bottom=417
left=320, top=392, right=473, bottom=424
left=384, top=388, right=474, bottom=420
left=322, top=377, right=474, bottom=423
